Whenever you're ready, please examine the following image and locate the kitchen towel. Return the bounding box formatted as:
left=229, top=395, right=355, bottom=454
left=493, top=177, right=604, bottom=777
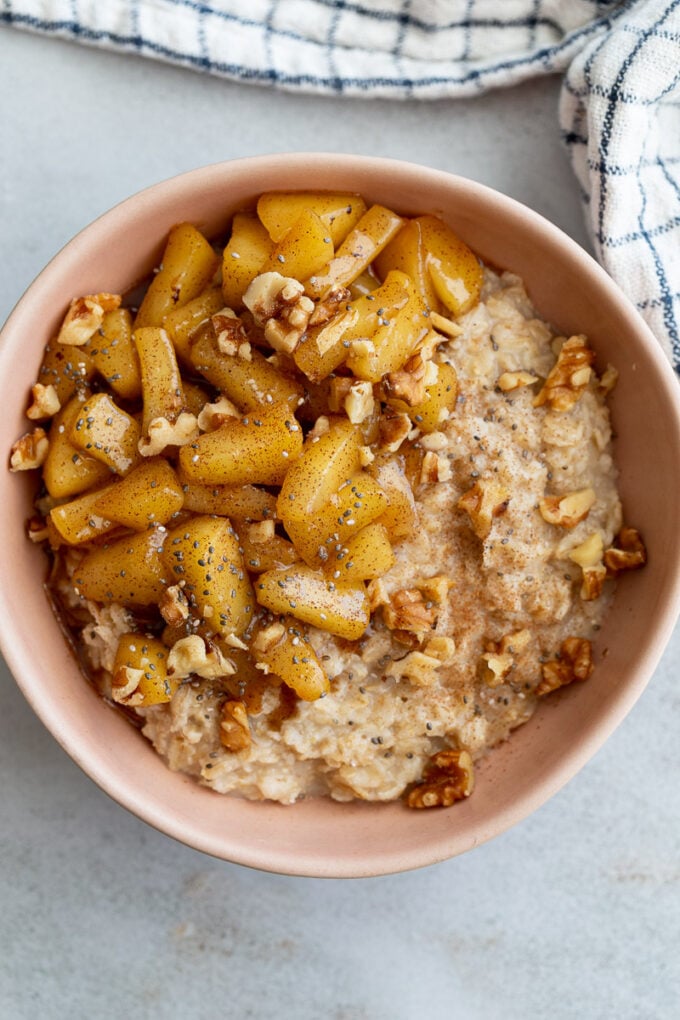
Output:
left=2, top=1, right=679, bottom=367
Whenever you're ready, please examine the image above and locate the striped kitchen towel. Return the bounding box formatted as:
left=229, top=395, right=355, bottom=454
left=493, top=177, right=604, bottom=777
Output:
left=2, top=1, right=680, bottom=368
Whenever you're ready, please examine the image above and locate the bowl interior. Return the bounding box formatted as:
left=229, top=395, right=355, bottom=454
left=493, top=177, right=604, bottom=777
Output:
left=2, top=155, right=679, bottom=877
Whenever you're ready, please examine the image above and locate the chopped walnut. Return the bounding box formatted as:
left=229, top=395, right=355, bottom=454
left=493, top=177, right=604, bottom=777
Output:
left=406, top=749, right=474, bottom=808
left=196, top=396, right=239, bottom=432
left=219, top=700, right=251, bottom=753
left=598, top=363, right=618, bottom=396
left=479, top=629, right=531, bottom=687
left=359, top=444, right=375, bottom=467
left=383, top=588, right=438, bottom=638
left=581, top=564, right=607, bottom=601
left=604, top=526, right=647, bottom=575
left=416, top=575, right=454, bottom=606
left=384, top=354, right=427, bottom=407
left=367, top=577, right=390, bottom=612
left=167, top=635, right=235, bottom=681
left=387, top=649, right=444, bottom=687
left=308, top=286, right=351, bottom=326
left=111, top=665, right=146, bottom=707
left=212, top=308, right=252, bottom=359
left=497, top=370, right=538, bottom=392
left=10, top=427, right=49, bottom=471
left=429, top=310, right=463, bottom=338
left=379, top=411, right=411, bottom=453
left=533, top=335, right=595, bottom=412
left=419, top=431, right=448, bottom=452
left=159, top=585, right=190, bottom=627
left=243, top=272, right=314, bottom=355
left=567, top=532, right=607, bottom=601
left=57, top=293, right=121, bottom=346
left=536, top=636, right=594, bottom=696
left=539, top=488, right=596, bottom=528
left=329, top=378, right=375, bottom=424
left=423, top=635, right=456, bottom=663
left=420, top=451, right=452, bottom=484
left=252, top=621, right=286, bottom=658
left=457, top=480, right=510, bottom=540
left=308, top=415, right=331, bottom=440
left=138, top=412, right=199, bottom=457
left=27, top=516, right=50, bottom=543
left=26, top=383, right=61, bottom=421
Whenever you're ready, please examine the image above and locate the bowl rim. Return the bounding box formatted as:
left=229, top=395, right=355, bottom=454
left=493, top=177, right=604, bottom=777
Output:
left=2, top=153, right=680, bottom=877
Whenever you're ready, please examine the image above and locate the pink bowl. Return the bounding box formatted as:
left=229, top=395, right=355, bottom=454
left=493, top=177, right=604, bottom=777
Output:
left=2, top=155, right=679, bottom=877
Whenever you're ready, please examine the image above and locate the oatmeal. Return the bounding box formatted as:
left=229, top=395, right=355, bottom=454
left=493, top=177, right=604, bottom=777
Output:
left=11, top=192, right=646, bottom=807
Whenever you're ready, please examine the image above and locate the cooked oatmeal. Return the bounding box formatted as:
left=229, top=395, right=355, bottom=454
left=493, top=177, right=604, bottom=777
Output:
left=12, top=194, right=645, bottom=807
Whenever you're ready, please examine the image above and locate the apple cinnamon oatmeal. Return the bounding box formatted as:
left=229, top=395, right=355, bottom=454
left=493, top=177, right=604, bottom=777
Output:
left=11, top=191, right=646, bottom=807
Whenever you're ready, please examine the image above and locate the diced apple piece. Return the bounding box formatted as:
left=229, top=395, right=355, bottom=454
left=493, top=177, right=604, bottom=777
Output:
left=135, top=223, right=218, bottom=328
left=257, top=192, right=367, bottom=246
left=92, top=458, right=184, bottom=530
left=112, top=634, right=178, bottom=706
left=367, top=453, right=418, bottom=542
left=222, top=212, right=274, bottom=309
left=49, top=487, right=118, bottom=545
left=252, top=617, right=330, bottom=701
left=284, top=471, right=388, bottom=567
left=236, top=523, right=299, bottom=573
left=180, top=476, right=277, bottom=521
left=277, top=418, right=361, bottom=521
left=324, top=522, right=395, bottom=581
left=72, top=526, right=168, bottom=605
left=85, top=307, right=141, bottom=400
left=68, top=392, right=142, bottom=475
left=162, top=516, right=253, bottom=637
left=37, top=340, right=96, bottom=406
left=345, top=271, right=427, bottom=382
left=163, top=285, right=224, bottom=365
left=374, top=219, right=440, bottom=311
left=133, top=326, right=186, bottom=433
left=261, top=210, right=334, bottom=281
left=179, top=403, right=302, bottom=487
left=305, top=205, right=405, bottom=298
left=190, top=322, right=303, bottom=412
left=255, top=565, right=369, bottom=640
left=418, top=215, right=483, bottom=317
left=43, top=392, right=111, bottom=499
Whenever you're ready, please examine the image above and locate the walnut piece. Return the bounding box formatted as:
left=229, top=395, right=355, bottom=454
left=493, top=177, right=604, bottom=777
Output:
left=138, top=412, right=199, bottom=457
left=26, top=383, right=61, bottom=420
left=57, top=293, right=121, bottom=346
left=406, top=749, right=475, bottom=809
left=159, top=585, right=190, bottom=627
left=536, top=636, right=594, bottom=696
left=219, top=700, right=251, bottom=753
left=27, top=516, right=50, bottom=543
left=329, top=378, right=375, bottom=424
left=533, top=335, right=595, bottom=412
left=604, top=527, right=647, bottom=575
left=111, top=665, right=146, bottom=707
left=243, top=272, right=314, bottom=355
left=386, top=649, right=445, bottom=687
left=497, top=370, right=538, bottom=392
left=379, top=411, right=411, bottom=453
left=479, top=629, right=531, bottom=687
left=420, top=451, right=452, bottom=485
left=383, top=588, right=438, bottom=638
left=384, top=354, right=427, bottom=407
left=10, top=428, right=49, bottom=471
left=598, top=363, right=618, bottom=396
left=539, top=488, right=596, bottom=528
left=196, top=395, right=239, bottom=432
left=308, top=286, right=351, bottom=327
left=167, top=635, right=235, bottom=681
left=457, top=480, right=510, bottom=539
left=212, top=308, right=252, bottom=359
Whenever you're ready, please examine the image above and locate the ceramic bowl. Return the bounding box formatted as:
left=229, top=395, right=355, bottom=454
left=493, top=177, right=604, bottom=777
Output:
left=2, top=154, right=680, bottom=877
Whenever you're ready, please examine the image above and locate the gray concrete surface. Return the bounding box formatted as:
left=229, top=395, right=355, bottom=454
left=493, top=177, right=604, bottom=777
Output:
left=1, top=26, right=678, bottom=1020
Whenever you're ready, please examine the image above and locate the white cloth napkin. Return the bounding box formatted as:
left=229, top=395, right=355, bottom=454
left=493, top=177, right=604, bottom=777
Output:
left=3, top=0, right=680, bottom=367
